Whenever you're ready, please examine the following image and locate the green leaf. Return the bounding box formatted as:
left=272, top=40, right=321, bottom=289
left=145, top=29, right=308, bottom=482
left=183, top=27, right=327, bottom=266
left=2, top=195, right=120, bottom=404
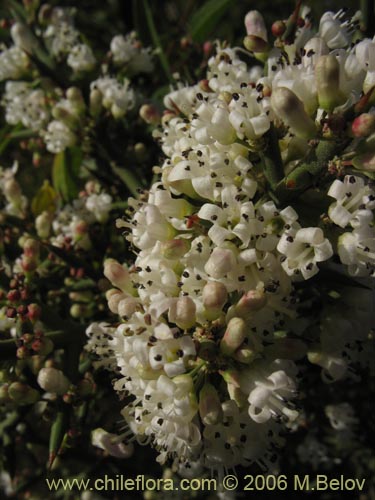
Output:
left=110, top=164, right=141, bottom=197
left=189, top=0, right=232, bottom=43
left=31, top=180, right=58, bottom=216
left=52, top=147, right=82, bottom=202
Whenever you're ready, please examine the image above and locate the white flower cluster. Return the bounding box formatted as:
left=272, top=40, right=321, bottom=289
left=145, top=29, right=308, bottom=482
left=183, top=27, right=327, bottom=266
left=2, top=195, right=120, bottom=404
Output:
left=37, top=188, right=113, bottom=250
left=87, top=9, right=375, bottom=473
left=0, top=8, right=149, bottom=153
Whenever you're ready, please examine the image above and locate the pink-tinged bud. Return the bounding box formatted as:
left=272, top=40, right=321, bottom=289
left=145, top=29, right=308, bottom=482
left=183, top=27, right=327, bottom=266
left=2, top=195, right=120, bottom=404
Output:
left=21, top=256, right=38, bottom=272
left=271, top=87, right=317, bottom=139
left=243, top=35, right=268, bottom=53
left=271, top=20, right=286, bottom=38
left=8, top=382, right=40, bottom=405
left=35, top=211, right=52, bottom=239
left=17, top=346, right=30, bottom=359
left=204, top=248, right=236, bottom=279
left=0, top=384, right=11, bottom=403
left=7, top=290, right=20, bottom=302
left=199, top=79, right=212, bottom=93
left=245, top=11, right=268, bottom=41
left=92, top=428, right=134, bottom=458
left=202, top=281, right=228, bottom=320
left=32, top=337, right=53, bottom=356
left=104, top=259, right=132, bottom=293
left=199, top=383, right=223, bottom=425
left=23, top=238, right=39, bottom=257
left=37, top=367, right=70, bottom=395
left=352, top=113, right=375, bottom=137
left=220, top=317, right=247, bottom=356
left=27, top=303, right=41, bottom=322
left=139, top=104, right=161, bottom=125
left=117, top=297, right=138, bottom=318
left=106, top=289, right=126, bottom=314
left=203, top=41, right=213, bottom=57
left=169, top=296, right=196, bottom=330
left=161, top=239, right=190, bottom=259
left=234, top=288, right=267, bottom=319
left=315, top=55, right=345, bottom=111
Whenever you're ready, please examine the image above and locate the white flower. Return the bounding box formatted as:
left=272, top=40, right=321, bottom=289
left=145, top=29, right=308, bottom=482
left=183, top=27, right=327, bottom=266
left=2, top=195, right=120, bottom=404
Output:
left=91, top=77, right=135, bottom=118
left=85, top=193, right=112, bottom=222
left=67, top=43, right=96, bottom=71
left=110, top=33, right=153, bottom=74
left=277, top=227, right=333, bottom=279
left=3, top=82, right=50, bottom=131
left=318, top=11, right=352, bottom=49
left=337, top=226, right=375, bottom=277
left=92, top=428, right=134, bottom=458
left=37, top=367, right=70, bottom=395
left=44, top=120, right=76, bottom=153
left=328, top=175, right=375, bottom=228
left=0, top=46, right=29, bottom=81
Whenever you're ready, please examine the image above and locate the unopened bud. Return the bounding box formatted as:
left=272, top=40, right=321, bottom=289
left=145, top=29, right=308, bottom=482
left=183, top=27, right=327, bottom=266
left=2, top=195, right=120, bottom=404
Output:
left=219, top=368, right=241, bottom=388
left=169, top=296, right=196, bottom=330
left=243, top=35, right=268, bottom=53
left=199, top=383, right=223, bottom=425
left=202, top=281, right=228, bottom=320
left=104, top=259, right=132, bottom=293
left=303, top=37, right=328, bottom=65
left=204, top=248, right=236, bottom=279
left=244, top=11, right=268, bottom=41
left=106, top=289, right=126, bottom=314
left=77, top=378, right=96, bottom=397
left=199, top=79, right=212, bottom=93
left=271, top=87, right=316, bottom=139
left=89, top=88, right=103, bottom=116
left=161, top=239, right=190, bottom=259
left=220, top=317, right=247, bottom=356
left=234, top=288, right=267, bottom=320
left=23, top=238, right=40, bottom=257
left=271, top=20, right=286, bottom=38
left=4, top=179, right=22, bottom=202
left=118, top=297, right=138, bottom=318
left=233, top=346, right=258, bottom=364
left=0, top=384, right=11, bottom=403
left=352, top=113, right=375, bottom=137
left=11, top=22, right=37, bottom=52
left=36, top=211, right=52, bottom=239
left=139, top=104, right=161, bottom=125
left=315, top=55, right=345, bottom=111
left=37, top=367, right=70, bottom=395
left=8, top=382, right=40, bottom=405
left=27, top=303, right=41, bottom=321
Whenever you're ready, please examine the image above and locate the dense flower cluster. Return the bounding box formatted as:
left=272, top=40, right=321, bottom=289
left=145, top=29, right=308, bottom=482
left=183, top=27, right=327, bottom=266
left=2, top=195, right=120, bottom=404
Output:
left=87, top=7, right=375, bottom=473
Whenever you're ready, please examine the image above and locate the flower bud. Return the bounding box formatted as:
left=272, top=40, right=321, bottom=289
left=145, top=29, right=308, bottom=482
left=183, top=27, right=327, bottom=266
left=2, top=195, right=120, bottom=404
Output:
left=219, top=367, right=241, bottom=388
left=233, top=288, right=267, bottom=320
left=4, top=179, right=22, bottom=202
left=77, top=378, right=96, bottom=397
left=169, top=296, right=196, bottom=330
left=92, top=428, right=134, bottom=458
left=139, top=104, right=161, bottom=125
left=35, top=211, right=52, bottom=239
left=11, top=22, right=37, bottom=52
left=202, top=281, right=228, bottom=320
left=8, top=382, right=40, bottom=405
left=104, top=259, right=132, bottom=293
left=199, top=383, right=223, bottom=425
left=27, top=303, right=41, bottom=322
left=106, top=289, right=126, bottom=314
left=244, top=11, right=267, bottom=41
left=271, top=87, right=316, bottom=139
left=315, top=55, right=345, bottom=111
left=243, top=35, right=268, bottom=53
left=117, top=297, right=138, bottom=318
left=161, top=239, right=190, bottom=259
left=90, top=88, right=103, bottom=116
left=37, top=367, right=70, bottom=395
left=0, top=384, right=11, bottom=403
left=352, top=113, right=375, bottom=138
left=271, top=20, right=286, bottom=38
left=204, top=248, right=236, bottom=279
left=23, top=238, right=40, bottom=257
left=220, top=317, right=247, bottom=356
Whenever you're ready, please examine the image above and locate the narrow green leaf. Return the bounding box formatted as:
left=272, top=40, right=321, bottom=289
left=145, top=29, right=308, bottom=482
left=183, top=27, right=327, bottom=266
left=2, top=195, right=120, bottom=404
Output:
left=142, top=0, right=173, bottom=82
left=111, top=164, right=141, bottom=197
left=189, top=0, right=232, bottom=43
left=52, top=147, right=82, bottom=202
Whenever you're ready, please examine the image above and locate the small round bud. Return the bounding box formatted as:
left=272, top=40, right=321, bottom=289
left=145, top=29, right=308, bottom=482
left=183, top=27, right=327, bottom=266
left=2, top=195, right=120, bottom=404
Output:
left=37, top=367, right=70, bottom=395
left=352, top=113, right=375, bottom=138
left=104, top=259, right=132, bottom=293
left=169, top=296, right=196, bottom=330
left=271, top=20, right=286, bottom=38
left=315, top=55, right=345, bottom=111
left=139, top=104, right=161, bottom=125
left=199, top=383, right=223, bottom=425
left=220, top=317, right=247, bottom=356
left=8, top=382, right=40, bottom=405
left=204, top=248, right=236, bottom=279
left=202, top=281, right=228, bottom=320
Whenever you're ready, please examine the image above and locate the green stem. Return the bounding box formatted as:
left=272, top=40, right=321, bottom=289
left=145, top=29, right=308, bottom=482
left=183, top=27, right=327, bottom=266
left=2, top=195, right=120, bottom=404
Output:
left=361, top=0, right=375, bottom=37
left=275, top=139, right=348, bottom=202
left=260, top=124, right=284, bottom=190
